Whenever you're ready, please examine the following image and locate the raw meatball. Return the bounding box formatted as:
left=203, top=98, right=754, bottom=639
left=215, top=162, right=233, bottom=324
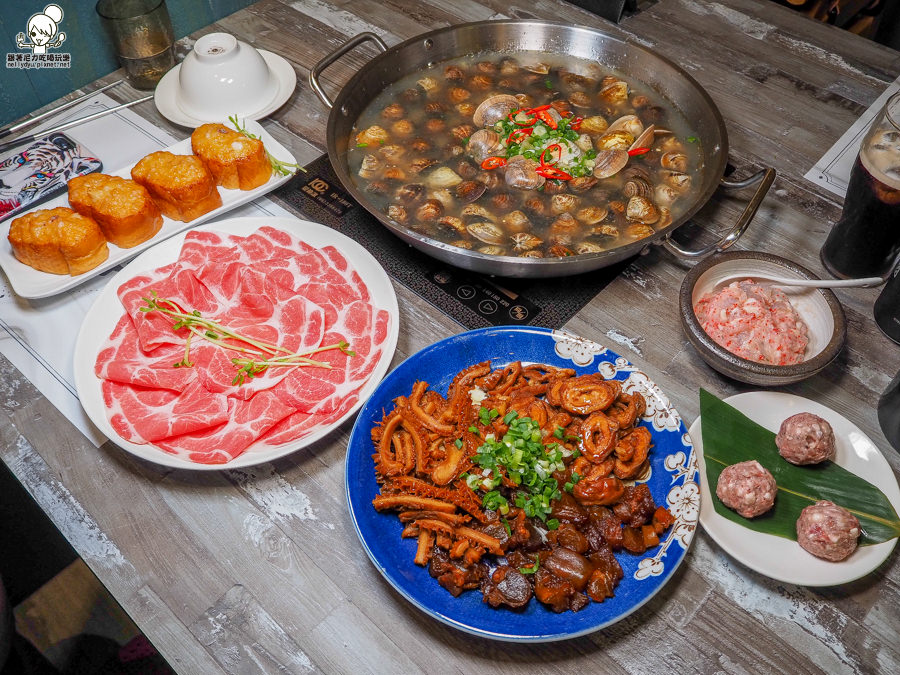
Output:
left=716, top=460, right=777, bottom=518
left=776, top=412, right=835, bottom=465
left=796, top=500, right=860, bottom=561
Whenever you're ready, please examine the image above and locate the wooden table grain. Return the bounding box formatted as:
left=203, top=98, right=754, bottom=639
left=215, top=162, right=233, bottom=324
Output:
left=2, top=0, right=899, bottom=672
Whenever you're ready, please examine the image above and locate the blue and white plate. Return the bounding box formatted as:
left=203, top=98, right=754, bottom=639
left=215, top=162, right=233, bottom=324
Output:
left=345, top=326, right=699, bottom=642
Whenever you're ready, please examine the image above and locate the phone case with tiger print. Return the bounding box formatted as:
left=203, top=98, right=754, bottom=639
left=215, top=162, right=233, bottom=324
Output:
left=0, top=133, right=102, bottom=222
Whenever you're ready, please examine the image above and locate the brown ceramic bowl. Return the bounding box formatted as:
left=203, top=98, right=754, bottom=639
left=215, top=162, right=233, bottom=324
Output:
left=680, top=251, right=846, bottom=386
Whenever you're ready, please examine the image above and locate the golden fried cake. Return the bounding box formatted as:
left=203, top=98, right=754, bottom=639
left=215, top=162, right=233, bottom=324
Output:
left=131, top=151, right=222, bottom=222
left=191, top=124, right=271, bottom=190
left=8, top=207, right=109, bottom=275
left=68, top=173, right=163, bottom=248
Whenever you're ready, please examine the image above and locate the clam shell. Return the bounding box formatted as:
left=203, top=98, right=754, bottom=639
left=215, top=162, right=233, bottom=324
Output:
left=596, top=131, right=635, bottom=151
left=468, top=222, right=506, bottom=245
left=358, top=154, right=381, bottom=180
left=502, top=210, right=531, bottom=232
left=387, top=204, right=407, bottom=223
left=426, top=166, right=464, bottom=188
left=511, top=232, right=543, bottom=251
left=391, top=119, right=414, bottom=136
left=550, top=193, right=580, bottom=215
left=461, top=203, right=496, bottom=222
left=417, top=77, right=439, bottom=92
left=623, top=177, right=653, bottom=199
left=504, top=156, right=545, bottom=191
left=660, top=152, right=689, bottom=172
left=396, top=183, right=425, bottom=203
left=455, top=179, right=487, bottom=203
left=629, top=125, right=656, bottom=152
left=598, top=80, right=628, bottom=103
left=664, top=171, right=692, bottom=191
left=519, top=250, right=544, bottom=258
left=626, top=223, right=655, bottom=239
left=580, top=116, right=609, bottom=134
left=575, top=205, right=609, bottom=225
left=416, top=199, right=444, bottom=222
left=575, top=133, right=594, bottom=152
left=592, top=149, right=629, bottom=179
left=575, top=241, right=605, bottom=254
left=477, top=245, right=506, bottom=256
left=449, top=87, right=472, bottom=103
left=626, top=196, right=660, bottom=224
left=654, top=184, right=679, bottom=206
left=523, top=62, right=550, bottom=74
left=607, top=115, right=644, bottom=137
left=437, top=216, right=466, bottom=236
left=592, top=224, right=620, bottom=237
left=472, top=94, right=520, bottom=127
left=356, top=125, right=389, bottom=146
left=569, top=176, right=598, bottom=193
left=467, top=128, right=503, bottom=163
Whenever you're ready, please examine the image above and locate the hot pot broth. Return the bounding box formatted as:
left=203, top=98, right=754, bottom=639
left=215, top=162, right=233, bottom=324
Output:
left=348, top=51, right=702, bottom=258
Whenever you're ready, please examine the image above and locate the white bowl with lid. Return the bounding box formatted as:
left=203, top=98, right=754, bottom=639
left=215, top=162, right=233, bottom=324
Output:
left=153, top=32, right=296, bottom=126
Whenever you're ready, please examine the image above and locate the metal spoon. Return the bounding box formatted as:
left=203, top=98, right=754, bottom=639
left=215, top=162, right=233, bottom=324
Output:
left=714, top=273, right=885, bottom=289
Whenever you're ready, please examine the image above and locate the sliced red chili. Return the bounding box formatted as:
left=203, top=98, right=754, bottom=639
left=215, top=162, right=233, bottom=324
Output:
left=539, top=143, right=562, bottom=166
left=507, top=127, right=533, bottom=144
left=570, top=117, right=583, bottom=131
left=535, top=109, right=558, bottom=129
left=481, top=156, right=508, bottom=170
left=627, top=147, right=651, bottom=156
left=508, top=110, right=536, bottom=127
left=528, top=104, right=552, bottom=112
left=536, top=166, right=572, bottom=180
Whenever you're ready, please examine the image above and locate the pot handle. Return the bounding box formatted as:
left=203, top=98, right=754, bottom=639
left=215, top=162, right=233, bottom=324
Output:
left=309, top=32, right=389, bottom=109
left=659, top=167, right=776, bottom=259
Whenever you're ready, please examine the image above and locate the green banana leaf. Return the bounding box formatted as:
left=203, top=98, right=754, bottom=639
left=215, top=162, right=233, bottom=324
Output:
left=699, top=389, right=900, bottom=545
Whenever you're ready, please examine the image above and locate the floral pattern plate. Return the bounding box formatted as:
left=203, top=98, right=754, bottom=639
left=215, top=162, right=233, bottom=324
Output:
left=344, top=326, right=699, bottom=642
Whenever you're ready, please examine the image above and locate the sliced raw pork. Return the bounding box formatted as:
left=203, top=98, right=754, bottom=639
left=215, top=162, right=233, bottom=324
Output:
left=95, top=225, right=391, bottom=464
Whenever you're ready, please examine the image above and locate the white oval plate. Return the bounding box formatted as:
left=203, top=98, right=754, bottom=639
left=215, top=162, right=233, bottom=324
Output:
left=73, top=216, right=399, bottom=470
left=691, top=391, right=900, bottom=586
left=154, top=50, right=296, bottom=127
left=0, top=119, right=296, bottom=299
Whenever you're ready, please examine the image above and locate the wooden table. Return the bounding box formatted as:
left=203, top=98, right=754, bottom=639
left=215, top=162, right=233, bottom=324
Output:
left=3, top=0, right=899, bottom=672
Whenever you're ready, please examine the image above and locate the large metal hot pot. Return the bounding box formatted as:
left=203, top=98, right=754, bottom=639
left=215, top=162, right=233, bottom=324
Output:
left=309, top=20, right=774, bottom=278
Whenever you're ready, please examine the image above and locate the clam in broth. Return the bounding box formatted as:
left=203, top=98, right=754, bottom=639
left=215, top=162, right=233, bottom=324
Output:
left=348, top=51, right=702, bottom=259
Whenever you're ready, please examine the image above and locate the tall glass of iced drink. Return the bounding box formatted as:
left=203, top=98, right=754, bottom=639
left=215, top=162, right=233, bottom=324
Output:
left=820, top=92, right=900, bottom=279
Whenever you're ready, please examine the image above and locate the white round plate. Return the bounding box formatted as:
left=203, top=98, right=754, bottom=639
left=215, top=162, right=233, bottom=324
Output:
left=691, top=391, right=900, bottom=586
left=73, top=216, right=399, bottom=470
left=154, top=50, right=297, bottom=127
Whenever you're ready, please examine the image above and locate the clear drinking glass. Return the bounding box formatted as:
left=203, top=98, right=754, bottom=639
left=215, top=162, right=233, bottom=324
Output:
left=820, top=92, right=900, bottom=279
left=96, top=0, right=175, bottom=89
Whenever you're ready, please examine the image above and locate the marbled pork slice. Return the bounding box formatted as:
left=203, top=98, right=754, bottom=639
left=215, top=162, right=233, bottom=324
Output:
left=260, top=395, right=360, bottom=447
left=177, top=229, right=245, bottom=268
left=187, top=267, right=326, bottom=400
left=95, top=314, right=195, bottom=392
left=117, top=261, right=223, bottom=351
left=102, top=378, right=229, bottom=444
left=154, top=389, right=297, bottom=464
left=270, top=299, right=389, bottom=414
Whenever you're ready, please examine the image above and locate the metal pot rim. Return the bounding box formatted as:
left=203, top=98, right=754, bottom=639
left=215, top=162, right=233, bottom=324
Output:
left=321, top=19, right=730, bottom=276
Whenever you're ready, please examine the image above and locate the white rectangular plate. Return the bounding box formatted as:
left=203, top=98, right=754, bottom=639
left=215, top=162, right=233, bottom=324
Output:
left=0, top=119, right=297, bottom=299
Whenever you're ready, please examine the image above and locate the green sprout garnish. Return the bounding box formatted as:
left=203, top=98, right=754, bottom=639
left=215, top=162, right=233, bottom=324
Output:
left=229, top=114, right=305, bottom=177
left=140, top=291, right=353, bottom=385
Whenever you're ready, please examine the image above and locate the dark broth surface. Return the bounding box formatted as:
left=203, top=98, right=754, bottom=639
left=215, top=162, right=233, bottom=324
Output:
left=348, top=50, right=702, bottom=259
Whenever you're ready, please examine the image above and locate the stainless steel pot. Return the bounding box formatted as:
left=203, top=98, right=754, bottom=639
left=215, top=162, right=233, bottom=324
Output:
left=310, top=20, right=774, bottom=278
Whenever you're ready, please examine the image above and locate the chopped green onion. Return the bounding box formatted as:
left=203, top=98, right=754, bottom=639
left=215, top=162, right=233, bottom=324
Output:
left=454, top=438, right=463, bottom=449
